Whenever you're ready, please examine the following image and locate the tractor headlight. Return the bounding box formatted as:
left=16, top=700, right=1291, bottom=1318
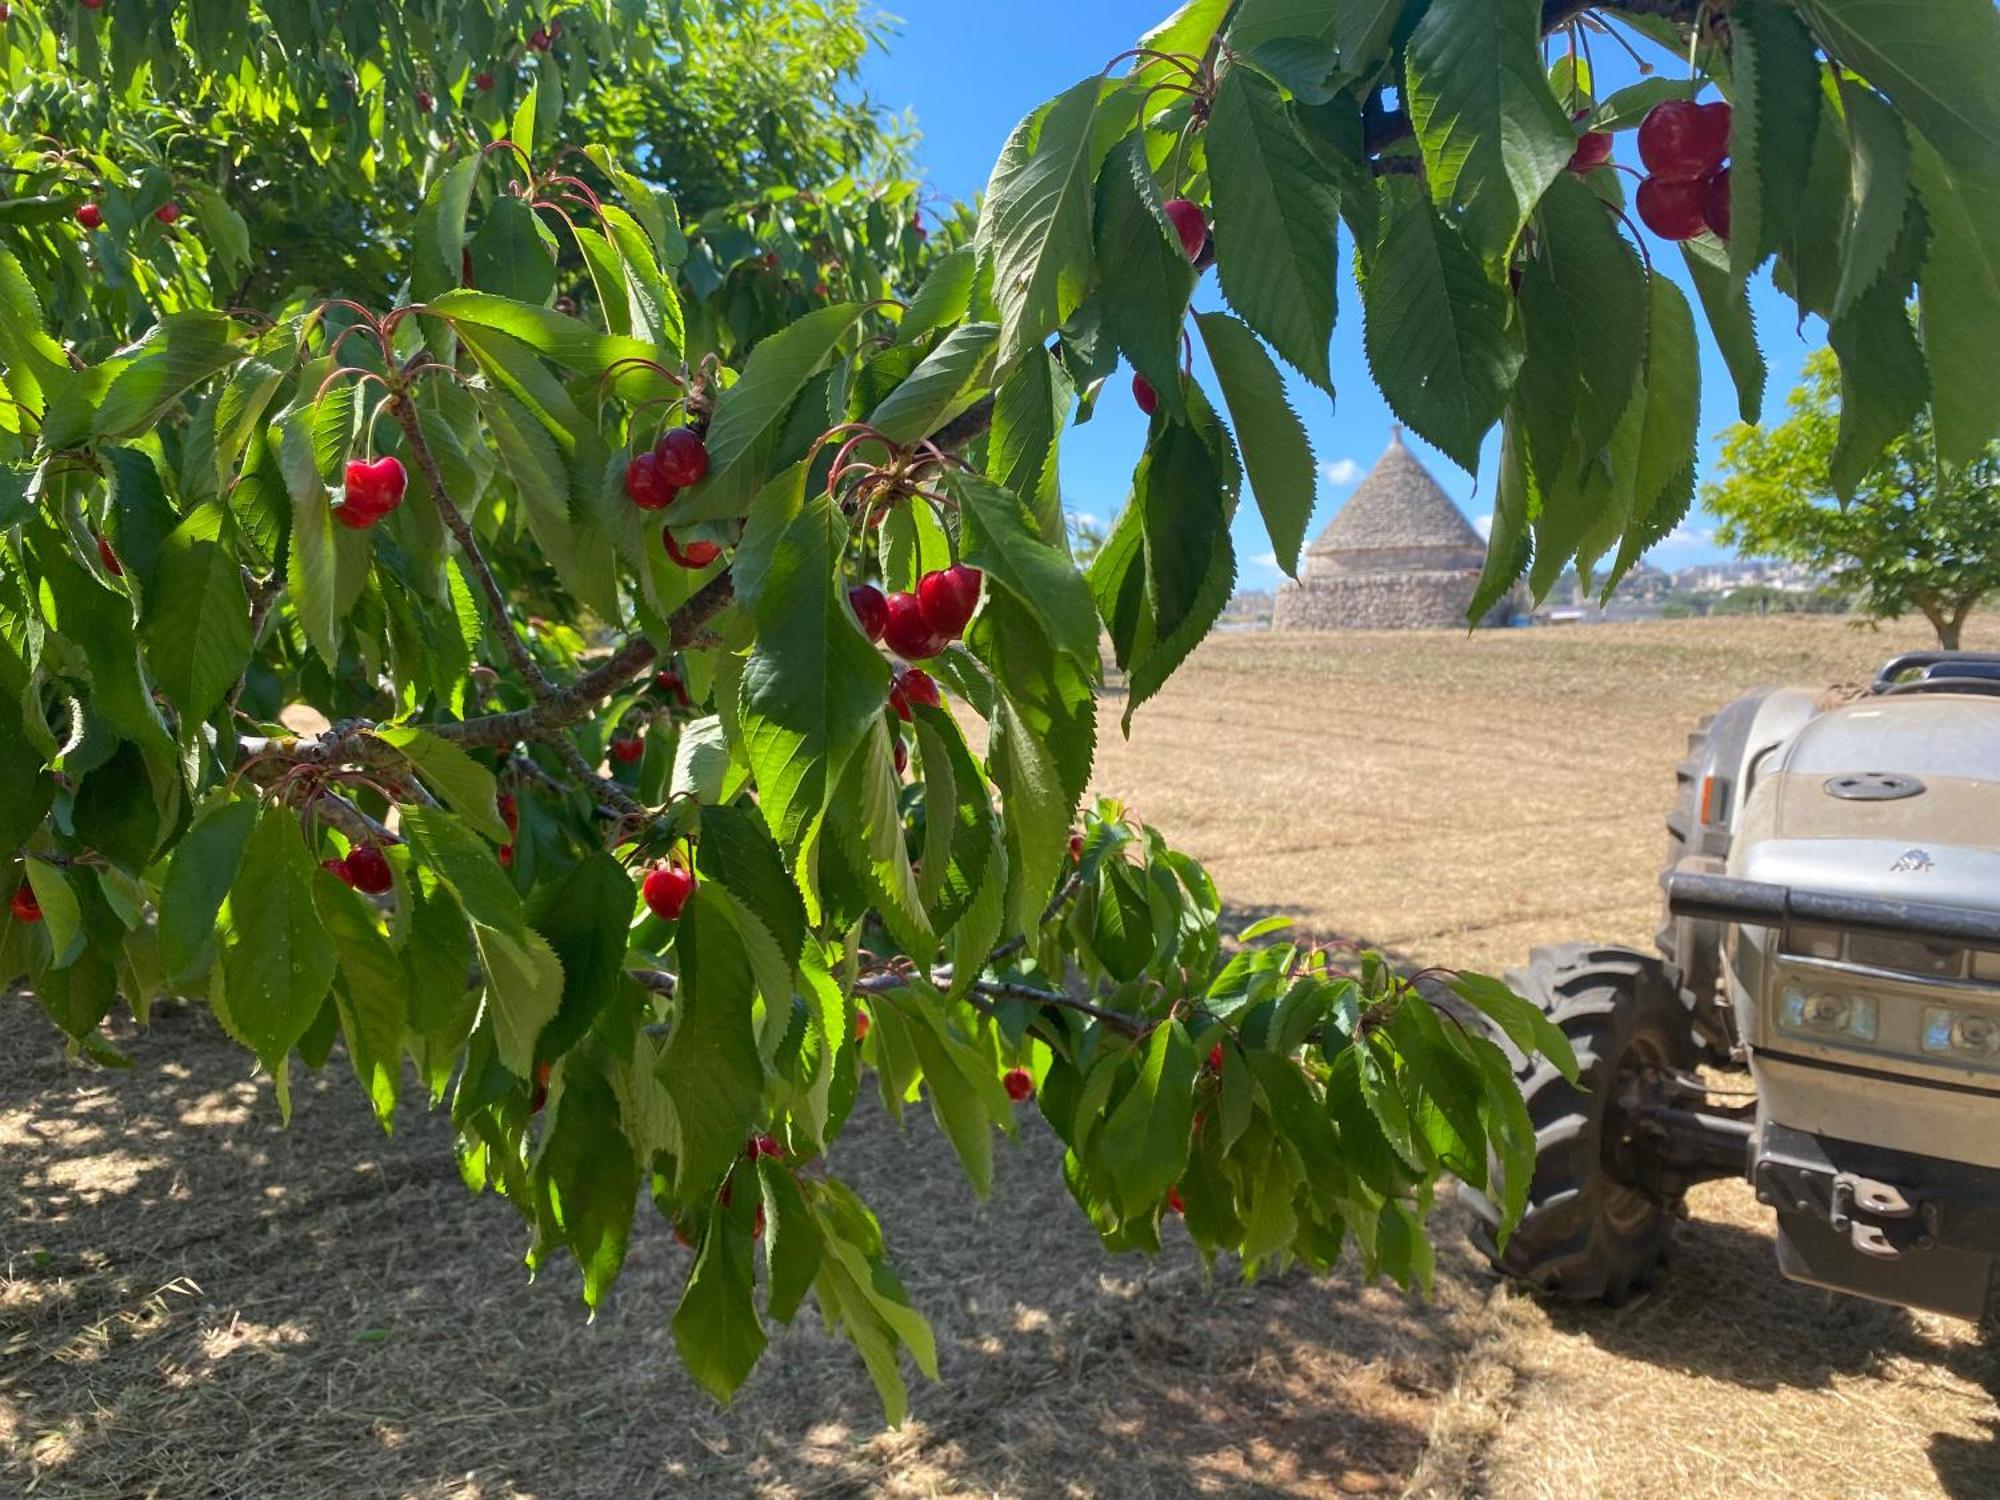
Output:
left=1922, top=1006, right=2000, bottom=1065
left=1777, top=985, right=1879, bottom=1044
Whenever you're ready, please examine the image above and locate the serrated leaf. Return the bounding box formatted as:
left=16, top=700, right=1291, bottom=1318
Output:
left=662, top=888, right=765, bottom=1199
left=1094, top=135, right=1195, bottom=417
left=24, top=861, right=83, bottom=969
left=469, top=197, right=556, bottom=306
left=1209, top=67, right=1340, bottom=390
left=985, top=351, right=1073, bottom=543
left=1828, top=205, right=1930, bottom=501
left=315, top=875, right=406, bottom=1132
left=1362, top=187, right=1521, bottom=475
left=93, top=314, right=241, bottom=441
left=1728, top=0, right=1823, bottom=278
left=868, top=322, right=999, bottom=444
left=1911, top=136, right=2000, bottom=466
left=473, top=920, right=564, bottom=1079
left=140, top=502, right=250, bottom=731
left=947, top=471, right=1099, bottom=663
left=158, top=796, right=257, bottom=985
left=220, top=806, right=337, bottom=1076
left=1404, top=0, right=1575, bottom=261
left=672, top=1201, right=767, bottom=1403
left=1606, top=275, right=1702, bottom=592
left=897, top=246, right=977, bottom=344
left=527, top=852, right=635, bottom=1062
left=1682, top=239, right=1766, bottom=424
left=1467, top=410, right=1532, bottom=625
left=1832, top=81, right=1912, bottom=326
left=1196, top=311, right=1316, bottom=576
left=980, top=75, right=1113, bottom=365
left=1097, top=1021, right=1196, bottom=1216
left=536, top=1055, right=640, bottom=1310
left=427, top=289, right=659, bottom=381
left=677, top=303, right=865, bottom=521
left=1449, top=971, right=1579, bottom=1080
left=371, top=724, right=507, bottom=841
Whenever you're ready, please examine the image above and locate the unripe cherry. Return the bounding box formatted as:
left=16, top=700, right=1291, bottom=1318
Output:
left=642, top=862, right=695, bottom=921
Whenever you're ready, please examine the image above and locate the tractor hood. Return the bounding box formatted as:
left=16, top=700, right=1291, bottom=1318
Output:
left=1733, top=697, right=2000, bottom=911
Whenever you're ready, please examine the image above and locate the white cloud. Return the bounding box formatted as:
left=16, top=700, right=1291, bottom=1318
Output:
left=1248, top=551, right=1280, bottom=573
left=1321, top=457, right=1364, bottom=485
left=1473, top=513, right=1493, bottom=540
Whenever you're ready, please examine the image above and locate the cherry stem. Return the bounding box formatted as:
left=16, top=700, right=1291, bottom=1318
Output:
left=1609, top=205, right=1656, bottom=275
left=1101, top=46, right=1202, bottom=82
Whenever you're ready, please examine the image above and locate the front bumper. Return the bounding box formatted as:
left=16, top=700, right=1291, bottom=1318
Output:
left=1755, top=1120, right=2000, bottom=1320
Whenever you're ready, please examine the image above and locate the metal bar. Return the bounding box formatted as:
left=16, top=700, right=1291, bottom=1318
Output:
left=1666, top=872, right=2000, bottom=947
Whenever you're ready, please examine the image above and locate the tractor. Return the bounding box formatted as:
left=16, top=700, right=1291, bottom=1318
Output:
left=1475, top=651, right=2000, bottom=1319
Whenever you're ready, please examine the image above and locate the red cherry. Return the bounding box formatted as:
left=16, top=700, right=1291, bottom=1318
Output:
left=475, top=71, right=496, bottom=91
left=1162, top=197, right=1207, bottom=261
left=654, top=427, right=711, bottom=487
left=416, top=89, right=434, bottom=111
left=530, top=1059, right=551, bottom=1113
left=654, top=669, right=688, bottom=705
left=1207, top=1043, right=1224, bottom=1072
left=623, top=450, right=677, bottom=510
left=909, top=213, right=928, bottom=241
left=80, top=0, right=103, bottom=9
left=1132, top=372, right=1159, bottom=415
left=95, top=533, right=122, bottom=576
left=528, top=25, right=551, bottom=50
left=498, top=792, right=519, bottom=833
left=1637, top=98, right=1728, bottom=181
left=154, top=201, right=180, bottom=225
left=344, top=844, right=394, bottom=894
left=1068, top=832, right=1084, bottom=864
left=849, top=583, right=888, bottom=643
left=75, top=202, right=102, bottom=229
left=609, top=735, right=645, bottom=764
left=1166, top=1186, right=1186, bottom=1215
left=892, top=737, right=909, bottom=775
left=11, top=882, right=42, bottom=923
left=750, top=1133, right=784, bottom=1159
left=1636, top=176, right=1709, bottom=240
left=642, top=862, right=695, bottom=921
left=895, top=668, right=940, bottom=719
left=855, top=1009, right=871, bottom=1040
left=1003, top=1067, right=1034, bottom=1102
left=1702, top=167, right=1731, bottom=240
left=881, top=591, right=946, bottom=660
left=1567, top=130, right=1613, bottom=173
left=498, top=844, right=515, bottom=869
left=343, top=455, right=408, bottom=518
left=662, top=531, right=722, bottom=569
left=916, top=563, right=982, bottom=639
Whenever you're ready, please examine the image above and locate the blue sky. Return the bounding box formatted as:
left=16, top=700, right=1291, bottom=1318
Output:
left=861, top=1, right=1825, bottom=583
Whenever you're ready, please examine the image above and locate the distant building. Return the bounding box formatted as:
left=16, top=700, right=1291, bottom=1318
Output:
left=1273, top=429, right=1510, bottom=630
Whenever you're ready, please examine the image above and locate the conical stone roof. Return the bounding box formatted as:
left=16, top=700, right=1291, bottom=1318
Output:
left=1307, top=427, right=1484, bottom=557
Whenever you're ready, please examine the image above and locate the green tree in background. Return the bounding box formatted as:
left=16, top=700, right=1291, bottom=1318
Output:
left=1706, top=349, right=2000, bottom=649
left=4, top=0, right=2000, bottom=1421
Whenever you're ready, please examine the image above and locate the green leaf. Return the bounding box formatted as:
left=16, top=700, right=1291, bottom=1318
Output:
left=1461, top=1027, right=1535, bottom=1249
left=601, top=203, right=685, bottom=360
left=1911, top=136, right=2000, bottom=466
left=93, top=313, right=241, bottom=441
left=1828, top=205, right=1930, bottom=502
left=825, top=721, right=932, bottom=956
left=1449, top=971, right=1579, bottom=1080
left=662, top=888, right=765, bottom=1199
left=426, top=289, right=660, bottom=381
left=1337, top=0, right=1404, bottom=82
left=911, top=705, right=1000, bottom=937
left=673, top=1190, right=767, bottom=1402
left=677, top=303, right=865, bottom=522
left=104, top=445, right=178, bottom=599
left=1195, top=311, right=1317, bottom=577
left=1361, top=186, right=1522, bottom=475
left=757, top=1158, right=822, bottom=1324
left=897, top=245, right=978, bottom=344
left=212, top=358, right=288, bottom=495
left=527, top=852, right=635, bottom=1062
left=1793, top=0, right=2000, bottom=200
left=988, top=685, right=1071, bottom=939
left=868, top=322, right=999, bottom=444
left=1404, top=0, right=1575, bottom=261
left=24, top=861, right=84, bottom=969
left=737, top=495, right=890, bottom=867
left=1208, top=66, right=1341, bottom=390
left=980, top=75, right=1113, bottom=366
left=469, top=197, right=556, bottom=306
left=947, top=472, right=1099, bottom=663
left=139, top=502, right=250, bottom=731
left=399, top=805, right=526, bottom=936
left=220, top=805, right=338, bottom=1077
left=315, top=875, right=406, bottom=1131
left=1093, top=135, right=1196, bottom=417
left=1516, top=172, right=1647, bottom=477
left=413, top=155, right=481, bottom=354
left=1607, top=275, right=1702, bottom=592
left=1682, top=240, right=1767, bottom=425
left=1832, top=82, right=1913, bottom=326
left=694, top=804, right=807, bottom=973
left=371, top=725, right=506, bottom=842
left=985, top=350, right=1073, bottom=542
left=1588, top=78, right=1696, bottom=132
left=1097, top=1021, right=1197, bottom=1217
left=472, top=920, right=565, bottom=1080
left=158, top=796, right=257, bottom=985
left=536, top=1055, right=640, bottom=1311
left=1728, top=0, right=1823, bottom=278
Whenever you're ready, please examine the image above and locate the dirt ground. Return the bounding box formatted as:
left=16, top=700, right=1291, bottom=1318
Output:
left=6, top=614, right=1999, bottom=1497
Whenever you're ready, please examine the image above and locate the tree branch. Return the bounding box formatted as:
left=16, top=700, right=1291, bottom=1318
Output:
left=1541, top=0, right=1703, bottom=34
left=389, top=393, right=554, bottom=699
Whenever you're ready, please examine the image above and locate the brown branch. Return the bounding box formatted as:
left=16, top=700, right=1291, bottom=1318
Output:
left=547, top=733, right=649, bottom=826
left=388, top=393, right=554, bottom=698
left=1541, top=0, right=1703, bottom=34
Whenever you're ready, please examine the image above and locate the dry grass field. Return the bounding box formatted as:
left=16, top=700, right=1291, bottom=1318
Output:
left=5, top=614, right=1999, bottom=1498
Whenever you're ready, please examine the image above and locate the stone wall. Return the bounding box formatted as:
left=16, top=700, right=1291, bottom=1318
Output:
left=1272, top=569, right=1505, bottom=631
left=1302, top=543, right=1487, bottom=576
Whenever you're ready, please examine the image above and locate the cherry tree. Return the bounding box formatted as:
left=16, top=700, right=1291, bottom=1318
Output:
left=3, top=0, right=1997, bottom=1414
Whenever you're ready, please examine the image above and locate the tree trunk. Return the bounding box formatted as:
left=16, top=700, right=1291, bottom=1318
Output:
left=1939, top=619, right=1963, bottom=650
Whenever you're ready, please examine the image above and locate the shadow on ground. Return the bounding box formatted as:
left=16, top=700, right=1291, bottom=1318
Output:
left=2, top=999, right=1471, bottom=1499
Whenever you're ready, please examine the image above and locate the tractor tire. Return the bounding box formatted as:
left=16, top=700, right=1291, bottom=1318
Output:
left=1470, top=943, right=1699, bottom=1305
